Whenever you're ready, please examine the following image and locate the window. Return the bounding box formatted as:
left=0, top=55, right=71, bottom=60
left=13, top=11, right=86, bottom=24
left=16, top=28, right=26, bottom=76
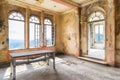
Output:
left=89, top=11, right=105, bottom=43
left=44, top=18, right=55, bottom=46
left=8, top=11, right=55, bottom=50
left=95, top=24, right=104, bottom=43
left=29, top=16, right=41, bottom=48
left=9, top=12, right=24, bottom=50
left=89, top=12, right=104, bottom=22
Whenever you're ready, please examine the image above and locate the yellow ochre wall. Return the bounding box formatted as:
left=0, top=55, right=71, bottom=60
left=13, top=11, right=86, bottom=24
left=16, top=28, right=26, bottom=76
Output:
left=56, top=8, right=80, bottom=57
left=1, top=0, right=120, bottom=67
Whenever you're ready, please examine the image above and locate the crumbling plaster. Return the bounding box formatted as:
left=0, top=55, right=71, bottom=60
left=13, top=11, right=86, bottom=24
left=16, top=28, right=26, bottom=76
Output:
left=0, top=0, right=9, bottom=63
left=115, top=0, right=120, bottom=67
left=80, top=0, right=115, bottom=66
left=0, top=0, right=55, bottom=63
left=0, top=0, right=120, bottom=67
left=56, top=8, right=80, bottom=57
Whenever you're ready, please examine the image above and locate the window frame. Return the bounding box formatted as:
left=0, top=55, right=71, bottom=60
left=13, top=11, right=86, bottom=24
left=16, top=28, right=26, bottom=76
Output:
left=43, top=18, right=55, bottom=47
left=8, top=11, right=25, bottom=50
left=88, top=11, right=105, bottom=44
left=94, top=23, right=104, bottom=43
left=8, top=10, right=55, bottom=51
left=88, top=11, right=105, bottom=23
left=29, top=15, right=41, bottom=48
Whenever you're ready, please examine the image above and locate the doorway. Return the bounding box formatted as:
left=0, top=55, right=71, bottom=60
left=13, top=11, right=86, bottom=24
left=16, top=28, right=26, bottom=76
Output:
left=87, top=11, right=105, bottom=60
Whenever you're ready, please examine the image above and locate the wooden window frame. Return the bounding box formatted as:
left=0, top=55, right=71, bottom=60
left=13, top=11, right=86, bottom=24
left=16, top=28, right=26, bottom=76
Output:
left=8, top=11, right=25, bottom=50
left=44, top=18, right=55, bottom=47
left=8, top=10, right=55, bottom=52
left=29, top=15, right=41, bottom=48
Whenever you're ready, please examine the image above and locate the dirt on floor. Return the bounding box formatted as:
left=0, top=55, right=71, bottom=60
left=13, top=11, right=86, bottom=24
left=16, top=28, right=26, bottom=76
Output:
left=0, top=55, right=120, bottom=80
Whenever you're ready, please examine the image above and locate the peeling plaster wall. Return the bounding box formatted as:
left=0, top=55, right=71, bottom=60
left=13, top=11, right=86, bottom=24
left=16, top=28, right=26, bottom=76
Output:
left=0, top=1, right=56, bottom=63
left=0, top=0, right=9, bottom=63
left=106, top=0, right=115, bottom=66
left=115, top=0, right=120, bottom=67
left=56, top=8, right=80, bottom=56
left=0, top=0, right=117, bottom=67
left=55, top=14, right=63, bottom=53
left=81, top=0, right=115, bottom=66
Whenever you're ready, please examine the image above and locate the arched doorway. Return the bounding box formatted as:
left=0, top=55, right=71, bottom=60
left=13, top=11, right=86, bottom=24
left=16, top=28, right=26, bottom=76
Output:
left=87, top=11, right=105, bottom=60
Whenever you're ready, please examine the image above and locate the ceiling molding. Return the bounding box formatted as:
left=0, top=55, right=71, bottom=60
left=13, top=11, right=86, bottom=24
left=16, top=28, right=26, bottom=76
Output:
left=81, top=0, right=99, bottom=7
left=63, top=0, right=81, bottom=7
left=7, top=0, right=59, bottom=15
left=52, top=0, right=77, bottom=8
left=52, top=0, right=99, bottom=8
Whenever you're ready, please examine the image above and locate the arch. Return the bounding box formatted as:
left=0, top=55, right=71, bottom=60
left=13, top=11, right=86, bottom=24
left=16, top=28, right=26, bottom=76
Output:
left=44, top=18, right=52, bottom=25
left=88, top=11, right=105, bottom=22
left=29, top=15, right=41, bottom=48
left=9, top=11, right=24, bottom=21
left=86, top=6, right=106, bottom=20
left=29, top=15, right=40, bottom=23
left=87, top=9, right=106, bottom=60
left=44, top=18, right=54, bottom=46
left=8, top=11, right=25, bottom=50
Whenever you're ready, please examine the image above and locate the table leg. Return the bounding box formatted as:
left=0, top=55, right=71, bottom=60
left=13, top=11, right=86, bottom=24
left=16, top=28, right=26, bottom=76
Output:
left=27, top=56, right=29, bottom=64
left=53, top=52, right=55, bottom=69
left=45, top=53, right=49, bottom=65
left=47, top=53, right=49, bottom=65
left=12, top=58, right=16, bottom=80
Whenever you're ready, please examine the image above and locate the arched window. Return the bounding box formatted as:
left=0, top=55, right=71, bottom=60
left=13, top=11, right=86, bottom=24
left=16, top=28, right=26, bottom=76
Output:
left=44, top=18, right=55, bottom=46
left=29, top=16, right=41, bottom=48
left=8, top=12, right=25, bottom=50
left=88, top=11, right=105, bottom=44
left=88, top=11, right=104, bottom=22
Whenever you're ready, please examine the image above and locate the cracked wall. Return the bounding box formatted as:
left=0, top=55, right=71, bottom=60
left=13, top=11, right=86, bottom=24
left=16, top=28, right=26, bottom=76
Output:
left=0, top=0, right=9, bottom=63
left=56, top=8, right=80, bottom=57
left=80, top=0, right=115, bottom=66
left=115, top=0, right=120, bottom=67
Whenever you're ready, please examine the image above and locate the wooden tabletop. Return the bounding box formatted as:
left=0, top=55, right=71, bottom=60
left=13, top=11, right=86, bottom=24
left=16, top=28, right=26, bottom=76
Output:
left=10, top=50, right=55, bottom=58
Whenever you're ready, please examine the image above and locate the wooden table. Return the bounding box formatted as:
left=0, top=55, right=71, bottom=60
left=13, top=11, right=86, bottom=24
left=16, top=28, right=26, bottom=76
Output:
left=10, top=50, right=55, bottom=80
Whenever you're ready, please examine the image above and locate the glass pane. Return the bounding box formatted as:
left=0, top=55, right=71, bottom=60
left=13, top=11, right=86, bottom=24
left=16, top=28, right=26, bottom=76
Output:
left=45, top=25, right=52, bottom=46
left=9, top=12, right=24, bottom=20
left=13, top=16, right=21, bottom=20
left=29, top=23, right=35, bottom=48
left=29, top=16, right=40, bottom=23
left=9, top=15, right=14, bottom=19
left=9, top=20, right=24, bottom=50
left=29, top=16, right=40, bottom=48
left=92, top=17, right=99, bottom=21
left=89, top=12, right=104, bottom=22
left=95, top=25, right=99, bottom=42
left=44, top=19, right=52, bottom=25
left=100, top=25, right=104, bottom=42
left=29, top=23, right=41, bottom=48
left=13, top=12, right=17, bottom=16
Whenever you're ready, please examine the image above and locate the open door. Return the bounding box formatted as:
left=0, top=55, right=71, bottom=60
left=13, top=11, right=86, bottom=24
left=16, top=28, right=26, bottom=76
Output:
left=87, top=11, right=105, bottom=60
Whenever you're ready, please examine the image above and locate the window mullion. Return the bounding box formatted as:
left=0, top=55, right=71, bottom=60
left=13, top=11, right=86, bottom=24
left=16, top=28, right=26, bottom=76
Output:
left=98, top=25, right=100, bottom=42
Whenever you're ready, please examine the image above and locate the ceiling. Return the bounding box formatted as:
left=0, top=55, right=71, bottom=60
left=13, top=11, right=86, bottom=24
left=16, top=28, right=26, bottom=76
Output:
left=11, top=0, right=94, bottom=13
left=70, top=0, right=94, bottom=4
